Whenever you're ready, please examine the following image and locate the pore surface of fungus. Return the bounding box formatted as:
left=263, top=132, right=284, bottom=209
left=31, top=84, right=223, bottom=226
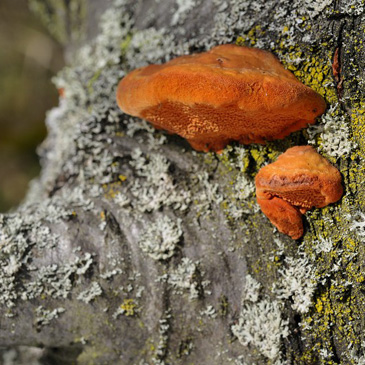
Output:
left=255, top=146, right=343, bottom=239
left=117, top=44, right=326, bottom=151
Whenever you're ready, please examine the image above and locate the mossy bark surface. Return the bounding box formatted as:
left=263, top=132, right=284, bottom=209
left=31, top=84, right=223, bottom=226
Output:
left=1, top=0, right=365, bottom=363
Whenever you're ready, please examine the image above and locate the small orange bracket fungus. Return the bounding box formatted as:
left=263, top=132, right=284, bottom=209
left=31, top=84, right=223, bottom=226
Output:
left=116, top=44, right=326, bottom=151
left=255, top=146, right=343, bottom=239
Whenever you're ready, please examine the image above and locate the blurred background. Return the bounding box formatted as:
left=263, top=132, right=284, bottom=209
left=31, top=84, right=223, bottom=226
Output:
left=0, top=0, right=64, bottom=212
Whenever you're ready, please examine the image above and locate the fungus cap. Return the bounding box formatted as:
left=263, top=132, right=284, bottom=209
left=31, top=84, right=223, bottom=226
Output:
left=255, top=146, right=343, bottom=239
left=117, top=44, right=326, bottom=151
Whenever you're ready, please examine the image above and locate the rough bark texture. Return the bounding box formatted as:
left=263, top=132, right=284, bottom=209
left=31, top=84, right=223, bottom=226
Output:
left=1, top=0, right=365, bottom=364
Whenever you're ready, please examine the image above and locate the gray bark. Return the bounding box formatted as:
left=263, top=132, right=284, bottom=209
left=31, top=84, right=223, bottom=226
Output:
left=1, top=0, right=365, bottom=363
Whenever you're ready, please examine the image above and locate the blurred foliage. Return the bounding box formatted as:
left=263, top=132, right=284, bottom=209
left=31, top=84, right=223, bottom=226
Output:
left=0, top=0, right=64, bottom=212
left=29, top=0, right=87, bottom=46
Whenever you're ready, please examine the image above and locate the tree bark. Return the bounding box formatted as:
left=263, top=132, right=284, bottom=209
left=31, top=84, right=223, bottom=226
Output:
left=1, top=0, right=365, bottom=363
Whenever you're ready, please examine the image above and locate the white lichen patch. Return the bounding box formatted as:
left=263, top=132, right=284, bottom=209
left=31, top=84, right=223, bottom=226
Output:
left=168, top=258, right=210, bottom=300
left=171, top=0, right=198, bottom=26
left=200, top=305, right=217, bottom=318
left=307, top=104, right=355, bottom=159
left=29, top=226, right=59, bottom=250
left=350, top=211, right=365, bottom=238
left=129, top=149, right=191, bottom=213
left=339, top=0, right=364, bottom=15
left=312, top=235, right=334, bottom=254
left=210, top=0, right=263, bottom=47
left=242, top=274, right=261, bottom=303
left=231, top=298, right=289, bottom=361
left=125, top=118, right=167, bottom=150
left=77, top=6, right=133, bottom=69
left=22, top=252, right=94, bottom=301
left=130, top=150, right=170, bottom=184
left=35, top=306, right=66, bottom=328
left=300, top=0, right=334, bottom=18
left=227, top=173, right=256, bottom=219
left=193, top=171, right=224, bottom=215
left=152, top=310, right=172, bottom=364
left=347, top=342, right=365, bottom=364
left=232, top=274, right=292, bottom=361
left=273, top=255, right=316, bottom=314
left=125, top=118, right=155, bottom=137
left=210, top=0, right=335, bottom=52
left=100, top=251, right=124, bottom=280
left=114, top=192, right=131, bottom=208
left=218, top=146, right=256, bottom=220
left=125, top=28, right=175, bottom=69
left=0, top=189, right=95, bottom=308
left=100, top=268, right=123, bottom=280
left=138, top=216, right=183, bottom=261
left=234, top=175, right=254, bottom=202
left=77, top=282, right=103, bottom=303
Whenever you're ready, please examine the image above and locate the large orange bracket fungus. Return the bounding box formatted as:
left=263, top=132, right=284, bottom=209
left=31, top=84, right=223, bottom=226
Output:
left=255, top=146, right=343, bottom=239
left=117, top=44, right=326, bottom=151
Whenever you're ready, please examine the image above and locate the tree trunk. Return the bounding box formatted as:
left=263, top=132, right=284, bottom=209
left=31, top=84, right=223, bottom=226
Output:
left=1, top=0, right=364, bottom=363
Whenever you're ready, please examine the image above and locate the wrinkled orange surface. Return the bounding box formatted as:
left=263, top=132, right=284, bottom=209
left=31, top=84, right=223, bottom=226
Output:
left=255, top=146, right=343, bottom=239
left=117, top=44, right=326, bottom=151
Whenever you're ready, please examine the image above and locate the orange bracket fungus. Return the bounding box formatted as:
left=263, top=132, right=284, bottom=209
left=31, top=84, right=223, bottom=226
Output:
left=255, top=146, right=343, bottom=239
left=117, top=44, right=326, bottom=152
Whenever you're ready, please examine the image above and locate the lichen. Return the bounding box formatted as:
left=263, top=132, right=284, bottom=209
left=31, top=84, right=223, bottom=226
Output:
left=35, top=306, right=66, bottom=329
left=273, top=255, right=316, bottom=314
left=120, top=298, right=137, bottom=317
left=307, top=104, right=356, bottom=160
left=193, top=171, right=224, bottom=216
left=138, top=215, right=183, bottom=261
left=152, top=310, right=171, bottom=364
left=232, top=293, right=289, bottom=361
left=171, top=0, right=197, bottom=26
left=167, top=258, right=210, bottom=301
left=128, top=149, right=191, bottom=213
left=0, top=191, right=95, bottom=309
left=77, top=282, right=103, bottom=303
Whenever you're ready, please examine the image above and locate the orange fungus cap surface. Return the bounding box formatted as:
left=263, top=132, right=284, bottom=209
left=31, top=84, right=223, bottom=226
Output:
left=255, top=146, right=343, bottom=239
left=116, top=44, right=326, bottom=152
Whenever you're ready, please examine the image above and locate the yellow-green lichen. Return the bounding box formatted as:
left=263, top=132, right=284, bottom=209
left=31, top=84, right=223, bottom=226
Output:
left=120, top=298, right=137, bottom=316
left=236, top=26, right=265, bottom=47
left=102, top=181, right=123, bottom=200
left=279, top=48, right=338, bottom=105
